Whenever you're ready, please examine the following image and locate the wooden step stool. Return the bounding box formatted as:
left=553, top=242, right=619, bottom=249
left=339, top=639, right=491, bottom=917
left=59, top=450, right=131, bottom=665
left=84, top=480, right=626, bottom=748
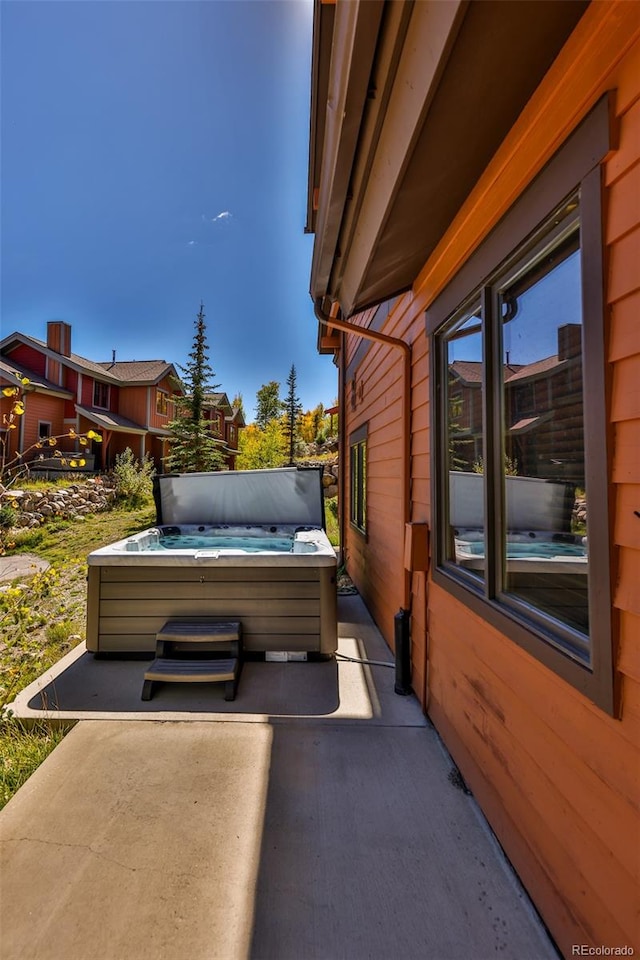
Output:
left=141, top=620, right=242, bottom=702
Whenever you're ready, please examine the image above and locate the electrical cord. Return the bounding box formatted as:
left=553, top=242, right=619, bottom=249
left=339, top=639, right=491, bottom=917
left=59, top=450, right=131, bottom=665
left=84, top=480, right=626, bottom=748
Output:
left=335, top=653, right=394, bottom=668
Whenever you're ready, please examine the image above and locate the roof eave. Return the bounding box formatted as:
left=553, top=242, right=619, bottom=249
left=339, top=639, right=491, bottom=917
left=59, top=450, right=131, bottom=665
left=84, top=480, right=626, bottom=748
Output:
left=308, top=0, right=589, bottom=320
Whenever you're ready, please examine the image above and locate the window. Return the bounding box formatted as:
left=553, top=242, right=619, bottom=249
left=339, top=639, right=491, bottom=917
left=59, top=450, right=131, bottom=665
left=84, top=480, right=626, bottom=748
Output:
left=38, top=422, right=51, bottom=439
left=350, top=425, right=367, bottom=534
left=156, top=390, right=168, bottom=416
left=93, top=381, right=109, bottom=409
left=428, top=97, right=613, bottom=712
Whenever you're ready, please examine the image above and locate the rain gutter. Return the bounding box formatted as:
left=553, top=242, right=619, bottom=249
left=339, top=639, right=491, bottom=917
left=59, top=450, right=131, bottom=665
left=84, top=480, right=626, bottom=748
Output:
left=314, top=297, right=412, bottom=611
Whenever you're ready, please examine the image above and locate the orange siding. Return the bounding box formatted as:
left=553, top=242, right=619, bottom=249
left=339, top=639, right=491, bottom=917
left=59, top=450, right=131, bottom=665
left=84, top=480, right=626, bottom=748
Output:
left=21, top=394, right=68, bottom=453
left=341, top=5, right=640, bottom=955
left=117, top=386, right=148, bottom=425
left=148, top=374, right=177, bottom=430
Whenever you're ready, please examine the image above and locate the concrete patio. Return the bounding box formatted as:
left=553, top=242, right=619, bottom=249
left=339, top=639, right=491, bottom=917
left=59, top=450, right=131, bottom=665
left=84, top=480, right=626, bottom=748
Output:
left=0, top=594, right=559, bottom=960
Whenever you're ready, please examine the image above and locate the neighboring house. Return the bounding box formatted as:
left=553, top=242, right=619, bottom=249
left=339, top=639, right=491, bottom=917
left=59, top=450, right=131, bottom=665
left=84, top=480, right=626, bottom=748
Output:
left=0, top=321, right=242, bottom=473
left=202, top=392, right=246, bottom=470
left=307, top=1, right=639, bottom=955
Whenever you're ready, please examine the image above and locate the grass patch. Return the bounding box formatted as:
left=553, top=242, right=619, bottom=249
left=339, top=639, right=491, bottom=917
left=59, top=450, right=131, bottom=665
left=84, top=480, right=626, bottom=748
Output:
left=325, top=496, right=339, bottom=547
left=0, top=499, right=155, bottom=808
left=0, top=719, right=69, bottom=808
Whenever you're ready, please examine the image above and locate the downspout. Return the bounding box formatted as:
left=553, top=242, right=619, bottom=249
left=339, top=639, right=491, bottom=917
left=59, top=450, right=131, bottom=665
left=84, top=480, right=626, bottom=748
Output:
left=339, top=339, right=347, bottom=564
left=314, top=297, right=412, bottom=611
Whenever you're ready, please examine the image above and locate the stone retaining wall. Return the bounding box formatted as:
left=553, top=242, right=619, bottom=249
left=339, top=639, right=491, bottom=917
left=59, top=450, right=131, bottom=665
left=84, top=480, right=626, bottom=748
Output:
left=1, top=479, right=117, bottom=529
left=303, top=460, right=339, bottom=499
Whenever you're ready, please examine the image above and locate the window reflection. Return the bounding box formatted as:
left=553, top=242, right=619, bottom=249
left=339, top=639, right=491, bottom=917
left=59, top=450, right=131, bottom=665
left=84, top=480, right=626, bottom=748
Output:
left=445, top=309, right=484, bottom=580
left=500, top=237, right=588, bottom=635
left=440, top=198, right=589, bottom=641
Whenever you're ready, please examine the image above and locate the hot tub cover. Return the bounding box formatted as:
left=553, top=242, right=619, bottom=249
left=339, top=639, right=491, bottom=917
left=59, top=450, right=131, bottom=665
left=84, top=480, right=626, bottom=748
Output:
left=153, top=467, right=326, bottom=528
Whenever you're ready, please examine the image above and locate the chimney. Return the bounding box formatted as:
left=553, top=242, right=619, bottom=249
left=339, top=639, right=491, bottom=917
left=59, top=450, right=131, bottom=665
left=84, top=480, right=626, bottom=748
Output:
left=557, top=323, right=582, bottom=361
left=47, top=321, right=72, bottom=357
left=112, top=349, right=116, bottom=366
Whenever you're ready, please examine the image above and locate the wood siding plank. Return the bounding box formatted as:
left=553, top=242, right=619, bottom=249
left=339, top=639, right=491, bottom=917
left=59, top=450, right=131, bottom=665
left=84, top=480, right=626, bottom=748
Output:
left=99, top=598, right=320, bottom=618
left=617, top=611, right=640, bottom=682
left=607, top=226, right=640, bottom=304
left=606, top=161, right=640, bottom=244
left=99, top=616, right=321, bottom=636
left=609, top=290, right=640, bottom=362
left=612, top=419, right=640, bottom=484
left=100, top=581, right=321, bottom=601
left=611, top=354, right=640, bottom=422
left=614, top=484, right=640, bottom=550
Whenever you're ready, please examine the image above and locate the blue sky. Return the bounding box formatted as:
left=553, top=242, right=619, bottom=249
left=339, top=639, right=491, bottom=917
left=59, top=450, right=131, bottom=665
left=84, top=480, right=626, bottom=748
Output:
left=1, top=0, right=336, bottom=419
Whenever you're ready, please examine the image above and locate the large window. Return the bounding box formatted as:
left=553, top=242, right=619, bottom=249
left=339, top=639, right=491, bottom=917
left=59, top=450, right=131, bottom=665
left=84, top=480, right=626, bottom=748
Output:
left=428, top=98, right=613, bottom=712
left=350, top=425, right=367, bottom=534
left=156, top=390, right=168, bottom=416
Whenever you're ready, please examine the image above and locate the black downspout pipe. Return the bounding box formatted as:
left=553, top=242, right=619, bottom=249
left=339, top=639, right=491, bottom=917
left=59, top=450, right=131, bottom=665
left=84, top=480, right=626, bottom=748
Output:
left=394, top=608, right=411, bottom=695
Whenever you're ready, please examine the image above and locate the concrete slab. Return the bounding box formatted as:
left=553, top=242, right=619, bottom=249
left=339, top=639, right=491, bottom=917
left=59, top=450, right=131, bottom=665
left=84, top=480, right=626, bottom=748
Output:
left=6, top=596, right=425, bottom=729
left=0, top=594, right=559, bottom=960
left=1, top=720, right=558, bottom=960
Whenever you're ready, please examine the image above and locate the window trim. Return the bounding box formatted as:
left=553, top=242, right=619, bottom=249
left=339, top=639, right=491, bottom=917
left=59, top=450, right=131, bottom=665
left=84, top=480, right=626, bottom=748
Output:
left=427, top=95, right=615, bottom=714
left=349, top=423, right=368, bottom=537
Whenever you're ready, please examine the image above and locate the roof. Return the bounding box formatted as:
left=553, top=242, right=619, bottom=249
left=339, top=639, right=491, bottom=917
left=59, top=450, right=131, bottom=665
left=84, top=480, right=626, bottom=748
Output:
left=96, top=360, right=177, bottom=384
left=509, top=412, right=553, bottom=434
left=307, top=0, right=588, bottom=319
left=1, top=333, right=178, bottom=388
left=203, top=392, right=233, bottom=415
left=227, top=406, right=246, bottom=427
left=450, top=361, right=482, bottom=385
left=0, top=358, right=74, bottom=399
left=76, top=406, right=147, bottom=435
left=1, top=332, right=121, bottom=382
left=505, top=356, right=568, bottom=383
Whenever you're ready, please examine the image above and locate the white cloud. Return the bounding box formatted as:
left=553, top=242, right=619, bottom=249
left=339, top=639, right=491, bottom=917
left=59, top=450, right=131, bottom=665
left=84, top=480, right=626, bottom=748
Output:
left=187, top=240, right=197, bottom=246
left=211, top=211, right=232, bottom=222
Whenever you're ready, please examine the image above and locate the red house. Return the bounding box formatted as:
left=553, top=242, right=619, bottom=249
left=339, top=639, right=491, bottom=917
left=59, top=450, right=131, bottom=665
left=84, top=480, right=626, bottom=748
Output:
left=202, top=392, right=246, bottom=470
left=1, top=321, right=243, bottom=473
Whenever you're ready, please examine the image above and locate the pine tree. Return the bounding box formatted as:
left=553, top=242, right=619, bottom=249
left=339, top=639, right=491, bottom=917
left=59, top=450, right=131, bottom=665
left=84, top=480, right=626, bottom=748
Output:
left=166, top=303, right=226, bottom=473
left=283, top=363, right=302, bottom=465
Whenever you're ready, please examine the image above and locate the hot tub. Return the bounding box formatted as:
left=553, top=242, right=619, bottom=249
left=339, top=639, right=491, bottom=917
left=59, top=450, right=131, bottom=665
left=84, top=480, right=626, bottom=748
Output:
left=86, top=467, right=337, bottom=656
left=454, top=529, right=588, bottom=574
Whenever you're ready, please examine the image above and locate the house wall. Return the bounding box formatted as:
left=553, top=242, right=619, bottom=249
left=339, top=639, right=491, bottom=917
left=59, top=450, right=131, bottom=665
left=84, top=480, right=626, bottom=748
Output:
left=118, top=385, right=149, bottom=426
left=6, top=344, right=46, bottom=377
left=19, top=393, right=68, bottom=454
left=342, top=5, right=639, bottom=954
left=81, top=377, right=94, bottom=408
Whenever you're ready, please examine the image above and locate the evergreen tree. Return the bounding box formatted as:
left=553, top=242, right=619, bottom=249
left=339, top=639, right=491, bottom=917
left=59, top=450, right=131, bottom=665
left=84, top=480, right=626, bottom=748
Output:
left=166, top=303, right=226, bottom=473
left=255, top=381, right=282, bottom=429
left=283, top=363, right=303, bottom=465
